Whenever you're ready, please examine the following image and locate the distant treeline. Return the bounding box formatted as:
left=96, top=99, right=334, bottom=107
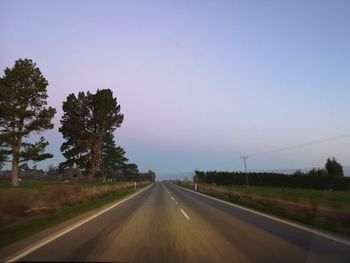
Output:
left=194, top=157, right=349, bottom=190
left=194, top=171, right=350, bottom=190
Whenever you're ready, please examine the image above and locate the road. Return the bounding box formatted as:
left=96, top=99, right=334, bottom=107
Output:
left=4, top=182, right=350, bottom=262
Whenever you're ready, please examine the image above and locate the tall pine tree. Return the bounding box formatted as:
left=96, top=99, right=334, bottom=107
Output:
left=0, top=59, right=56, bottom=186
left=59, top=92, right=90, bottom=172
left=59, top=89, right=123, bottom=180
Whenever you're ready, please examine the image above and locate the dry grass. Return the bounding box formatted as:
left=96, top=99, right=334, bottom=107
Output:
left=0, top=181, right=149, bottom=227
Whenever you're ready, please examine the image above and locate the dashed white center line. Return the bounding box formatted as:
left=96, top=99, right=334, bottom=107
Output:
left=171, top=197, right=175, bottom=201
left=175, top=202, right=178, bottom=205
left=180, top=208, right=190, bottom=220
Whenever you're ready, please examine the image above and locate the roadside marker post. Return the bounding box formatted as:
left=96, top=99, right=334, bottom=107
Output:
left=134, top=181, right=137, bottom=190
left=240, top=156, right=249, bottom=188
left=195, top=183, right=198, bottom=191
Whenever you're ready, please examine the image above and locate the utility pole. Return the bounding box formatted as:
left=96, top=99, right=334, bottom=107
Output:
left=240, top=156, right=249, bottom=188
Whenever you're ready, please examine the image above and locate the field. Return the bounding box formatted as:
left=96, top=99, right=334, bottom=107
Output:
left=0, top=180, right=150, bottom=247
left=177, top=182, right=350, bottom=237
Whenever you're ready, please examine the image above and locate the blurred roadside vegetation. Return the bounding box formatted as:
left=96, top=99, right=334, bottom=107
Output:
left=0, top=180, right=152, bottom=247
left=177, top=181, right=350, bottom=237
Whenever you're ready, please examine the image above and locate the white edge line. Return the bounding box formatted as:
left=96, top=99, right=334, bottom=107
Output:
left=180, top=208, right=190, bottom=220
left=4, top=184, right=154, bottom=263
left=172, top=183, right=350, bottom=247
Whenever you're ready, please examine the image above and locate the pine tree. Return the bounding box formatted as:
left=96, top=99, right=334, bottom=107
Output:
left=59, top=89, right=124, bottom=180
left=100, top=132, right=128, bottom=181
left=59, top=92, right=90, bottom=172
left=0, top=142, right=9, bottom=171
left=0, top=59, right=56, bottom=186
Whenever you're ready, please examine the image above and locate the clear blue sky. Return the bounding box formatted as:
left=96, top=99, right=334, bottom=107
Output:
left=1, top=0, right=350, bottom=178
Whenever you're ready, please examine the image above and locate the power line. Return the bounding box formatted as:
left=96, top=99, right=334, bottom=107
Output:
left=209, top=132, right=350, bottom=169
left=247, top=132, right=350, bottom=158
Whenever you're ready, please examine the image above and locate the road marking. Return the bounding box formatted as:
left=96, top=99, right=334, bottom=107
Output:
left=176, top=202, right=178, bottom=205
left=180, top=208, right=190, bottom=220
left=3, top=184, right=154, bottom=263
left=171, top=197, right=175, bottom=201
left=173, top=184, right=350, bottom=247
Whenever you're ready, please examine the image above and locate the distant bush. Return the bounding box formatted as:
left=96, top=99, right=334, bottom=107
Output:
left=325, top=157, right=344, bottom=177
left=194, top=170, right=350, bottom=191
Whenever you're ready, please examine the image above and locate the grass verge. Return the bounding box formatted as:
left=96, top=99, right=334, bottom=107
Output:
left=0, top=181, right=149, bottom=248
left=177, top=182, right=350, bottom=237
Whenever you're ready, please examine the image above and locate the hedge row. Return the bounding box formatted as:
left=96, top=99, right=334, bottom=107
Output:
left=194, top=171, right=350, bottom=190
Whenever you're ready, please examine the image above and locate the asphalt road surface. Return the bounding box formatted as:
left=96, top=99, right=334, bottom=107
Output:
left=8, top=182, right=350, bottom=262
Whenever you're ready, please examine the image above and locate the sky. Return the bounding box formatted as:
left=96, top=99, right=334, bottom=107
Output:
left=1, top=0, right=350, bottom=179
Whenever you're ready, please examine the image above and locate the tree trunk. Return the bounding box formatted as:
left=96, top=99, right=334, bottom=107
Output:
left=87, top=161, right=95, bottom=181
left=87, top=140, right=102, bottom=181
left=12, top=141, right=20, bottom=186
left=102, top=171, right=107, bottom=182
left=87, top=145, right=96, bottom=181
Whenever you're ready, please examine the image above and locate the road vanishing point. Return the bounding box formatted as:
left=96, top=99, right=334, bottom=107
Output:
left=1, top=182, right=350, bottom=263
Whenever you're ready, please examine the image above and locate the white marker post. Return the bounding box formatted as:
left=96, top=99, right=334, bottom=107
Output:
left=195, top=183, right=198, bottom=191
left=134, top=181, right=137, bottom=190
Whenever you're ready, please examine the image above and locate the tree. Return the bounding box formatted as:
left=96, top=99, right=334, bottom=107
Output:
left=19, top=163, right=31, bottom=178
left=0, top=59, right=56, bottom=186
left=123, top=163, right=139, bottom=179
left=100, top=132, right=128, bottom=181
left=147, top=170, right=156, bottom=182
left=325, top=157, right=344, bottom=177
left=59, top=92, right=90, bottom=172
left=86, top=89, right=124, bottom=179
left=308, top=168, right=328, bottom=176
left=0, top=152, right=7, bottom=171
left=46, top=164, right=59, bottom=180
left=59, top=89, right=124, bottom=180
left=0, top=141, right=9, bottom=171
left=138, top=170, right=156, bottom=182
left=293, top=170, right=304, bottom=176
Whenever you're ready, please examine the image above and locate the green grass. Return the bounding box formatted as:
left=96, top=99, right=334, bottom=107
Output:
left=0, top=180, right=59, bottom=191
left=220, top=185, right=350, bottom=209
left=0, top=182, right=148, bottom=248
